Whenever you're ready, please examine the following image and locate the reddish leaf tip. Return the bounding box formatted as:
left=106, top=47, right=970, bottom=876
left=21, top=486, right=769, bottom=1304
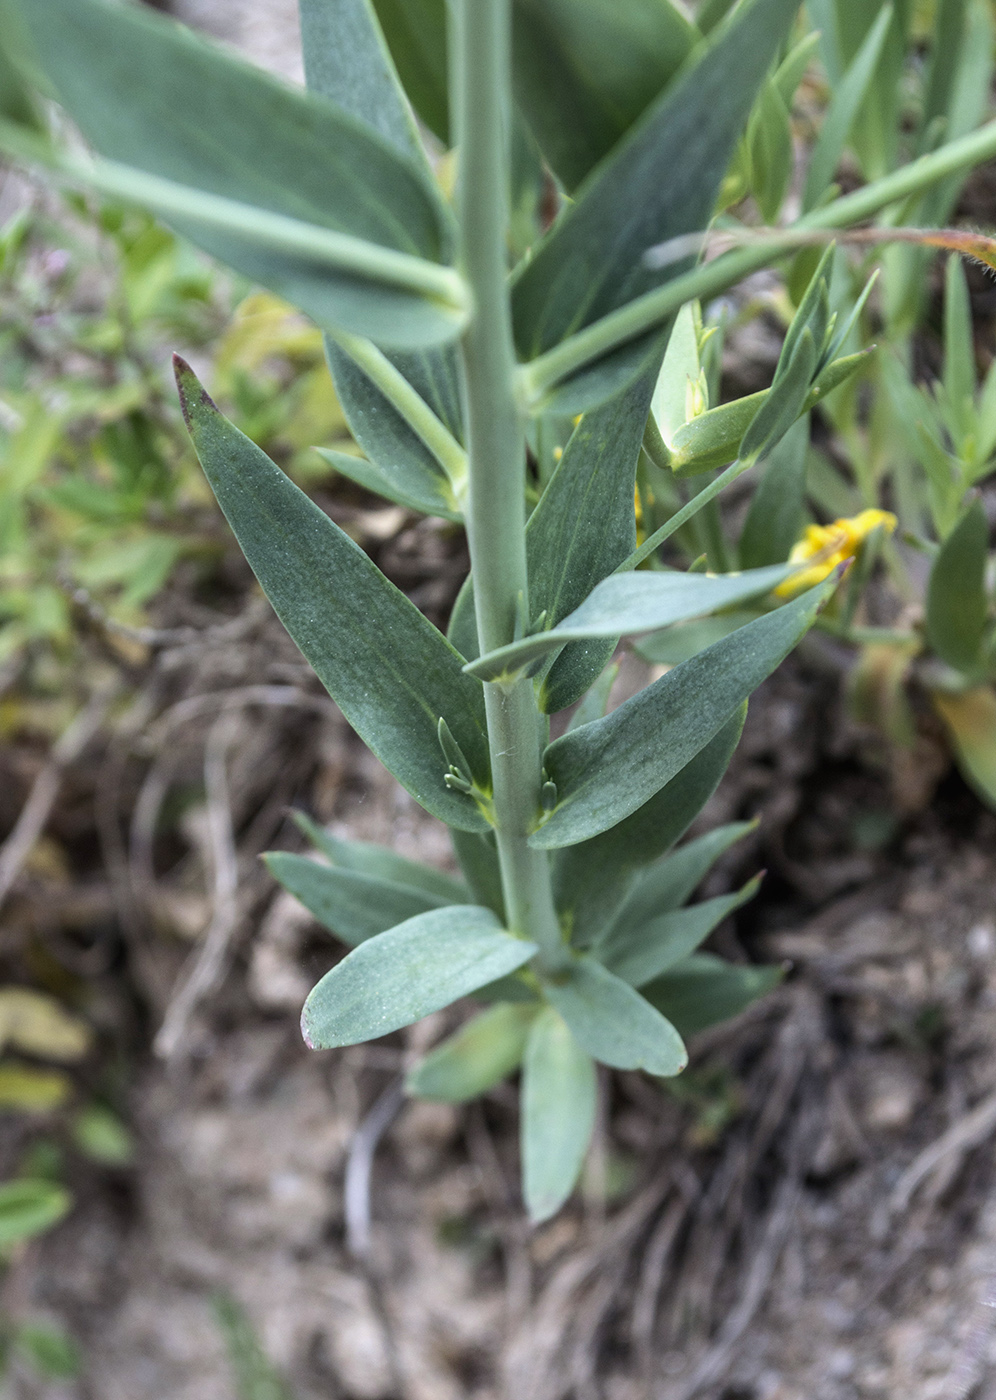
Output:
left=171, top=352, right=218, bottom=429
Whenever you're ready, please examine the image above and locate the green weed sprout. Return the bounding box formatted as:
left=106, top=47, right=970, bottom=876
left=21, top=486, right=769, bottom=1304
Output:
left=5, top=0, right=996, bottom=1219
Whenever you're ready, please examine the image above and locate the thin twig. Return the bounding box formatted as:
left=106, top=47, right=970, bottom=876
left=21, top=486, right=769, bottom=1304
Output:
left=154, top=713, right=241, bottom=1060
left=888, top=1089, right=996, bottom=1217
left=343, top=1077, right=407, bottom=1398
left=0, top=687, right=115, bottom=916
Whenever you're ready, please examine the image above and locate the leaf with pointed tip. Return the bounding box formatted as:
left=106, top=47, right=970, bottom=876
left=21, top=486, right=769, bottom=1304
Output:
left=543, top=958, right=686, bottom=1074
left=641, top=953, right=782, bottom=1036
left=316, top=448, right=458, bottom=519
left=265, top=852, right=448, bottom=946
left=293, top=813, right=469, bottom=904
left=175, top=359, right=490, bottom=832
left=521, top=1008, right=597, bottom=1222
left=533, top=580, right=834, bottom=849
left=511, top=0, right=699, bottom=192
left=302, top=906, right=537, bottom=1048
left=407, top=1002, right=539, bottom=1101
left=15, top=0, right=460, bottom=347
left=553, top=708, right=746, bottom=946
left=602, top=823, right=754, bottom=945
left=467, top=563, right=794, bottom=681
left=526, top=366, right=658, bottom=710
left=323, top=339, right=463, bottom=518
left=597, top=877, right=761, bottom=987
left=512, top=0, right=800, bottom=363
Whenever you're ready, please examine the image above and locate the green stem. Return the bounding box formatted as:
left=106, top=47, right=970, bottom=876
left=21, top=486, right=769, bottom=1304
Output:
left=329, top=329, right=468, bottom=500
left=0, top=123, right=469, bottom=313
left=619, top=457, right=753, bottom=572
left=453, top=0, right=566, bottom=971
left=519, top=117, right=996, bottom=404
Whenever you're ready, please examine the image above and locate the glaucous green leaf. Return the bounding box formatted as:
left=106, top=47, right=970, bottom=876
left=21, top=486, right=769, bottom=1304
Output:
left=521, top=1007, right=597, bottom=1222
left=264, top=852, right=449, bottom=946
left=294, top=812, right=469, bottom=903
left=525, top=366, right=657, bottom=710
left=597, top=876, right=760, bottom=987
left=175, top=359, right=490, bottom=832
left=600, top=822, right=754, bottom=946
left=316, top=448, right=458, bottom=519
left=467, top=563, right=795, bottom=682
left=543, top=958, right=686, bottom=1074
left=668, top=351, right=869, bottom=476
left=511, top=0, right=699, bottom=192
left=16, top=0, right=460, bottom=347
left=747, top=77, right=793, bottom=223
left=407, top=1002, right=539, bottom=1102
left=323, top=340, right=464, bottom=518
left=739, top=415, right=810, bottom=569
left=635, top=610, right=759, bottom=667
left=943, top=253, right=976, bottom=444
left=926, top=500, right=988, bottom=674
left=553, top=708, right=746, bottom=946
left=302, top=907, right=537, bottom=1048
left=0, top=1179, right=70, bottom=1246
left=512, top=0, right=800, bottom=361
left=533, top=581, right=833, bottom=849
left=641, top=953, right=782, bottom=1036
left=449, top=827, right=506, bottom=921
left=299, top=0, right=425, bottom=165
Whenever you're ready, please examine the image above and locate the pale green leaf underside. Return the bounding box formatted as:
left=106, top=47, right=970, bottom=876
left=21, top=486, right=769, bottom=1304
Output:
left=301, top=906, right=537, bottom=1048
left=294, top=813, right=469, bottom=904
left=264, top=852, right=449, bottom=947
left=543, top=958, right=686, bottom=1074
left=521, top=1007, right=597, bottom=1222
left=467, top=562, right=795, bottom=680
left=407, top=1002, right=539, bottom=1102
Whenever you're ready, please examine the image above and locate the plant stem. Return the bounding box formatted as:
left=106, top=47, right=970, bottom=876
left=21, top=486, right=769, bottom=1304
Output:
left=329, top=329, right=468, bottom=500
left=519, top=117, right=996, bottom=403
left=453, top=0, right=566, bottom=971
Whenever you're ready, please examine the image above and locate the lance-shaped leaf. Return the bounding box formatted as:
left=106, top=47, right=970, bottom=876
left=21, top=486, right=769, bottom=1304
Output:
left=926, top=500, right=989, bottom=674
left=294, top=812, right=469, bottom=904
left=543, top=958, right=686, bottom=1074
left=512, top=0, right=699, bottom=192
left=14, top=0, right=462, bottom=347
left=602, top=822, right=754, bottom=942
left=527, top=366, right=658, bottom=710
left=521, top=1008, right=597, bottom=1222
left=739, top=415, right=810, bottom=569
left=175, top=359, right=490, bottom=832
left=533, top=579, right=834, bottom=849
left=641, top=953, right=782, bottom=1037
left=467, top=563, right=795, bottom=682
left=301, top=907, right=537, bottom=1048
left=264, top=853, right=451, bottom=947
left=512, top=0, right=799, bottom=362
left=933, top=686, right=996, bottom=809
left=553, top=709, right=746, bottom=946
left=407, top=1003, right=539, bottom=1102
left=596, top=876, right=761, bottom=987
left=323, top=339, right=464, bottom=519
left=299, top=0, right=426, bottom=166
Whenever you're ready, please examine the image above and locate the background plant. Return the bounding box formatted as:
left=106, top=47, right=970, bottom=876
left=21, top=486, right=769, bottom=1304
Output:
left=3, top=0, right=996, bottom=1226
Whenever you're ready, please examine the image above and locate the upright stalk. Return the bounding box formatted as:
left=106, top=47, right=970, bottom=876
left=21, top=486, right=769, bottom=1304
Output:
left=452, top=0, right=567, bottom=971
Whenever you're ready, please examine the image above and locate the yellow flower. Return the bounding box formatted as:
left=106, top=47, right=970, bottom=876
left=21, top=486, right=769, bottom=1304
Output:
left=775, top=509, right=897, bottom=597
